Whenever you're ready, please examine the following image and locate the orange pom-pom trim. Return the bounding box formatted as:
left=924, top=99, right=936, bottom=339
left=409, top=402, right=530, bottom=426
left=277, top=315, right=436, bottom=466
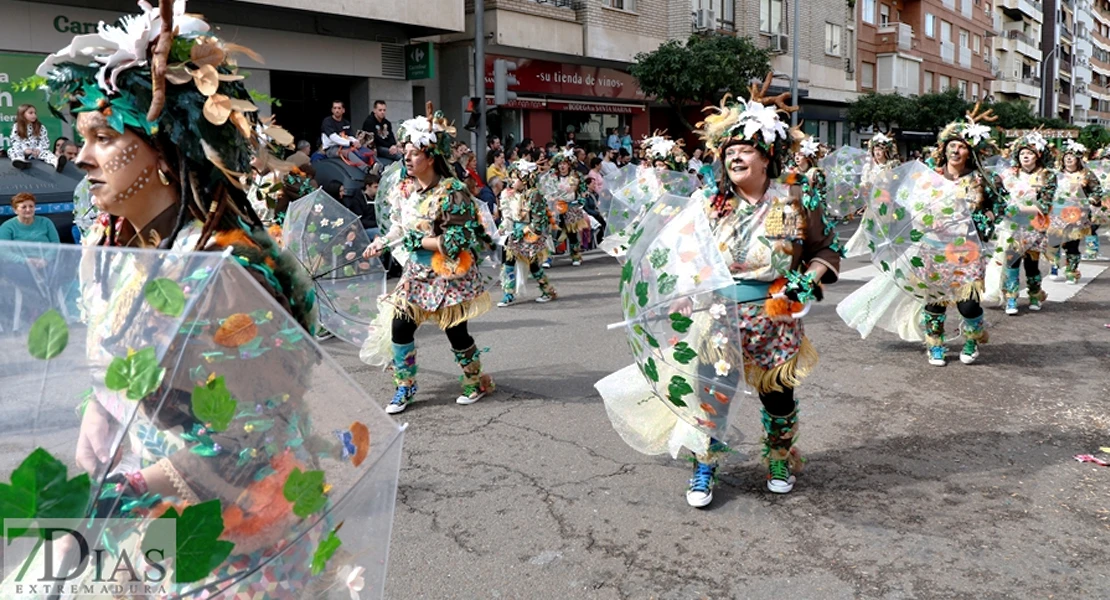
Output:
left=431, top=249, right=473, bottom=278
left=764, top=277, right=805, bottom=318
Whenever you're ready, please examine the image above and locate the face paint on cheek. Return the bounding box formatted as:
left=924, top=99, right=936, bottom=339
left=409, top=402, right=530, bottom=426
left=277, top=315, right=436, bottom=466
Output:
left=113, top=165, right=156, bottom=202
left=103, top=141, right=141, bottom=174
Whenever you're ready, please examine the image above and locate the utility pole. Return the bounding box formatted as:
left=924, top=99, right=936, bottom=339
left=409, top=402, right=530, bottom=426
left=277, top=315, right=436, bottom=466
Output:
left=790, top=0, right=800, bottom=127
left=475, top=0, right=487, bottom=176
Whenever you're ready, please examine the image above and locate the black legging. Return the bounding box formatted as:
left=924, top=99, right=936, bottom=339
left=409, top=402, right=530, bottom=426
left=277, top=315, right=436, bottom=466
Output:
left=925, top=298, right=983, bottom=320
left=391, top=313, right=474, bottom=349
left=759, top=386, right=796, bottom=417
left=1008, top=251, right=1041, bottom=276
left=1063, top=239, right=1082, bottom=257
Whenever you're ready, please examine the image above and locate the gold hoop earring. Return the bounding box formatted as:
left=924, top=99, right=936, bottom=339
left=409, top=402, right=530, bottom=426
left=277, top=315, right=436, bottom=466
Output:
left=158, top=169, right=170, bottom=186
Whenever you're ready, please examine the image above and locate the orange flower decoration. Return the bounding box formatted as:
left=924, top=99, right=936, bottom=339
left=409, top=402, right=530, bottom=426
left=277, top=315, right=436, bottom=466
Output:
left=350, top=422, right=370, bottom=467
left=214, top=313, right=258, bottom=347
left=1061, top=206, right=1083, bottom=224
left=764, top=277, right=805, bottom=319
left=1032, top=213, right=1051, bottom=232
left=944, top=241, right=980, bottom=266
left=699, top=402, right=719, bottom=416
left=431, top=250, right=473, bottom=278
left=555, top=200, right=569, bottom=215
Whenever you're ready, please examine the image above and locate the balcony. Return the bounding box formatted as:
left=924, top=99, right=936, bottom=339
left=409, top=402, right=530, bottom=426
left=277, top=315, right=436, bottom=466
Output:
left=993, top=14, right=1003, bottom=33
left=1061, top=25, right=1073, bottom=43
left=1060, top=60, right=1073, bottom=76
left=958, top=45, right=973, bottom=68
left=992, top=76, right=1043, bottom=99
left=941, top=41, right=955, bottom=64
left=876, top=22, right=914, bottom=52
left=998, top=30, right=1042, bottom=60
left=998, top=0, right=1044, bottom=23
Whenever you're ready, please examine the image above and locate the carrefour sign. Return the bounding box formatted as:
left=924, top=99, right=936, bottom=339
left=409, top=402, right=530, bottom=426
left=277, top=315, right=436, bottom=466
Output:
left=52, top=14, right=107, bottom=35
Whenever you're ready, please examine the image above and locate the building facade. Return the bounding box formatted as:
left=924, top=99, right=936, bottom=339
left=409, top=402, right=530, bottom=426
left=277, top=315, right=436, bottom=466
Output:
left=1088, top=0, right=1110, bottom=125
left=437, top=0, right=859, bottom=153
left=0, top=0, right=463, bottom=147
left=858, top=0, right=998, bottom=102
left=990, top=0, right=1044, bottom=107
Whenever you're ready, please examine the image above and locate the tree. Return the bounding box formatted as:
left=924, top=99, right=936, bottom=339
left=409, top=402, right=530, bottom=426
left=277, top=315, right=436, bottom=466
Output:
left=630, top=33, right=771, bottom=131
left=985, top=99, right=1039, bottom=130
left=1078, top=124, right=1110, bottom=151
left=846, top=92, right=913, bottom=132
left=904, top=89, right=971, bottom=134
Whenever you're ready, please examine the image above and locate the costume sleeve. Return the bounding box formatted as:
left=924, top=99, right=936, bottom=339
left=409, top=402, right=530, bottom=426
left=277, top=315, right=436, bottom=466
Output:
left=436, top=180, right=494, bottom=259
left=528, top=190, right=549, bottom=234
left=798, top=184, right=842, bottom=284
left=1036, top=171, right=1057, bottom=214
left=1085, top=171, right=1103, bottom=206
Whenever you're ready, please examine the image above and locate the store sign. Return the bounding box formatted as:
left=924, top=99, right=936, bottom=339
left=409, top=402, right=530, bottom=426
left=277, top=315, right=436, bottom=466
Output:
left=484, top=55, right=645, bottom=101
left=0, top=52, right=65, bottom=153
left=406, top=42, right=435, bottom=80
left=547, top=101, right=644, bottom=114
left=484, top=97, right=547, bottom=110
left=1003, top=128, right=1078, bottom=139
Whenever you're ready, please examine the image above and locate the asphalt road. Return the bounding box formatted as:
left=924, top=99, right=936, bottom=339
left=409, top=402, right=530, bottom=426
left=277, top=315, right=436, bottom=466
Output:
left=323, top=229, right=1110, bottom=600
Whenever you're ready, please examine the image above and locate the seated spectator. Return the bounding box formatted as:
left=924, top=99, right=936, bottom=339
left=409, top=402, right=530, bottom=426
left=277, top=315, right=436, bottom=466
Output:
left=463, top=152, right=484, bottom=187
left=361, top=100, right=403, bottom=166
left=467, top=173, right=498, bottom=220
left=620, top=148, right=633, bottom=166
left=10, top=104, right=61, bottom=171
left=288, top=140, right=312, bottom=168
left=0, top=192, right=60, bottom=245
left=581, top=175, right=606, bottom=243
left=588, top=157, right=603, bottom=184
left=544, top=142, right=557, bottom=157
left=574, top=148, right=589, bottom=175
left=62, top=142, right=79, bottom=163
left=53, top=136, right=70, bottom=156
left=486, top=148, right=508, bottom=183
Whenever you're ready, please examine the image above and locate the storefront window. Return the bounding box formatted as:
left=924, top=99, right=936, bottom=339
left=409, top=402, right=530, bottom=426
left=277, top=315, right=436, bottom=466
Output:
left=553, top=112, right=628, bottom=154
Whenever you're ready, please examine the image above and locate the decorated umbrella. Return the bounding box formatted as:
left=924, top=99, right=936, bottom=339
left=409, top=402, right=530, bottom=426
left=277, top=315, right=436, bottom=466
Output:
left=283, top=189, right=388, bottom=346
left=604, top=194, right=748, bottom=442
left=1047, top=170, right=1091, bottom=248
left=864, top=161, right=986, bottom=305
left=993, top=166, right=1050, bottom=267
left=818, top=145, right=869, bottom=218
left=598, top=165, right=700, bottom=261
left=1084, top=160, right=1110, bottom=227
left=0, top=241, right=403, bottom=597
left=981, top=154, right=1009, bottom=177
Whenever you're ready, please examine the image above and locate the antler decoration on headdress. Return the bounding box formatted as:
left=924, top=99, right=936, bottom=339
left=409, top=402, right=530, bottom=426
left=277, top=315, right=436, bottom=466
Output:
left=748, top=72, right=798, bottom=114
left=965, top=102, right=997, bottom=125
left=147, top=0, right=175, bottom=122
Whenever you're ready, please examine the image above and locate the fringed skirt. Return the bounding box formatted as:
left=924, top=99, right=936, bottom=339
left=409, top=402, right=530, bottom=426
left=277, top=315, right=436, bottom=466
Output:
left=386, top=254, right=491, bottom=330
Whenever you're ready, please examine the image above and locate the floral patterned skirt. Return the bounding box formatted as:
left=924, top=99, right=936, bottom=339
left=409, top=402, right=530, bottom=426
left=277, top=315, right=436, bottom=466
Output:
left=559, top=205, right=592, bottom=234
left=734, top=302, right=818, bottom=394
left=387, top=257, right=491, bottom=329
left=504, top=233, right=550, bottom=264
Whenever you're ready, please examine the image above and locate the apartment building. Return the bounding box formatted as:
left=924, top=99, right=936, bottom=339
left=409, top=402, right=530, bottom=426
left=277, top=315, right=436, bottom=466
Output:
left=438, top=0, right=858, bottom=151
left=1072, top=0, right=1096, bottom=124
left=1089, top=0, right=1110, bottom=125
left=858, top=0, right=997, bottom=105
left=1041, top=0, right=1094, bottom=123
left=0, top=0, right=463, bottom=144
left=990, top=0, right=1044, bottom=106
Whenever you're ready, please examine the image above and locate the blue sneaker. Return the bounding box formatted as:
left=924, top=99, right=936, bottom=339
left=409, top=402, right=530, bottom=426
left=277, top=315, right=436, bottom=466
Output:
left=1005, top=297, right=1018, bottom=315
left=497, top=293, right=515, bottom=307
left=928, top=345, right=946, bottom=367
left=1049, top=265, right=1061, bottom=281
left=685, top=461, right=717, bottom=508
left=386, top=384, right=417, bottom=414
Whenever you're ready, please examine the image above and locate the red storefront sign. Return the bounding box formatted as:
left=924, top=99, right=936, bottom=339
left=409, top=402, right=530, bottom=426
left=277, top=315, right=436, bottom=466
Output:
left=547, top=101, right=644, bottom=114
left=483, top=97, right=548, bottom=110
left=484, top=55, right=646, bottom=101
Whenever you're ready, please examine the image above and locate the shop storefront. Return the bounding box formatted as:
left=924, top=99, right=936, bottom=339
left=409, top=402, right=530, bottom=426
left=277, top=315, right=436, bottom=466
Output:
left=482, top=55, right=649, bottom=154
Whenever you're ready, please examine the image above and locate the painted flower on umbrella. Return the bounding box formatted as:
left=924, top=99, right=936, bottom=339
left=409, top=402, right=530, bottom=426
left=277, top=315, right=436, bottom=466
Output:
left=713, top=359, right=731, bottom=377
left=710, top=331, right=728, bottom=349
left=337, top=564, right=366, bottom=600
left=708, top=303, right=727, bottom=320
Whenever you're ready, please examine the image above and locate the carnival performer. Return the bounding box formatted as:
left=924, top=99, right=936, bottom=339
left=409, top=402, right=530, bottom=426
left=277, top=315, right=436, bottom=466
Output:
left=1047, top=140, right=1102, bottom=283
left=997, top=131, right=1056, bottom=315
left=844, top=132, right=900, bottom=256
left=27, top=2, right=360, bottom=594
left=642, top=130, right=689, bottom=172
left=497, top=158, right=558, bottom=305
left=363, top=103, right=496, bottom=414
left=544, top=148, right=591, bottom=266
left=920, top=107, right=1008, bottom=365
left=599, top=76, right=843, bottom=508
left=791, top=136, right=828, bottom=199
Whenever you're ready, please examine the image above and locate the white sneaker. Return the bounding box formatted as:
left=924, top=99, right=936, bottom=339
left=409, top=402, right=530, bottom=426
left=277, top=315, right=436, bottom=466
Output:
left=959, top=349, right=980, bottom=365
left=535, top=294, right=556, bottom=303
left=571, top=260, right=582, bottom=266
left=456, top=389, right=488, bottom=405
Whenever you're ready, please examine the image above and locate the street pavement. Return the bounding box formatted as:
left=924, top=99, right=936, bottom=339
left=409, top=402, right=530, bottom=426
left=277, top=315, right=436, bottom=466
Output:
left=323, top=228, right=1110, bottom=599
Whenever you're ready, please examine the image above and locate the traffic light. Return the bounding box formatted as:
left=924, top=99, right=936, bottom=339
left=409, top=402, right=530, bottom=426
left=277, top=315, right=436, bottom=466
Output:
left=463, top=96, right=481, bottom=132
left=493, top=59, right=518, bottom=106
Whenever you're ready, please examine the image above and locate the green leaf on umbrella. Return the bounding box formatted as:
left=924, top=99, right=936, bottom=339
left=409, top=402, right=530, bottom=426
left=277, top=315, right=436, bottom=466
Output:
left=191, top=376, right=238, bottom=432
left=105, top=347, right=166, bottom=401
left=954, top=237, right=965, bottom=245
left=0, top=448, right=91, bottom=538
left=941, top=207, right=955, bottom=215
left=669, top=313, right=693, bottom=333
left=657, top=273, right=678, bottom=296
left=667, top=376, right=693, bottom=407
left=894, top=268, right=906, bottom=280
left=922, top=214, right=935, bottom=226
left=644, top=334, right=660, bottom=349
left=878, top=203, right=888, bottom=216
left=880, top=260, right=891, bottom=272
left=894, top=236, right=905, bottom=244
left=283, top=468, right=328, bottom=518
left=672, top=342, right=697, bottom=364
left=632, top=324, right=645, bottom=336
left=893, top=207, right=906, bottom=221
left=332, top=245, right=344, bottom=256
left=909, top=229, right=924, bottom=242
left=143, top=278, right=186, bottom=317
left=649, top=248, right=669, bottom=269
left=311, top=528, right=343, bottom=576
left=910, top=256, right=925, bottom=268
left=642, top=357, right=659, bottom=382
left=27, top=309, right=68, bottom=360
left=933, top=254, right=947, bottom=263
left=621, top=260, right=633, bottom=284
left=143, top=499, right=235, bottom=583
left=635, top=282, right=649, bottom=307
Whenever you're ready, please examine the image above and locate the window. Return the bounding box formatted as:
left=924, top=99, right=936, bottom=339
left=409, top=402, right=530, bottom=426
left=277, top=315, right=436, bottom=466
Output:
left=973, top=34, right=981, bottom=53
left=862, top=62, right=875, bottom=89
left=925, top=13, right=935, bottom=37
left=863, top=0, right=876, bottom=24
left=826, top=22, right=843, bottom=55
left=924, top=71, right=935, bottom=93
left=879, top=3, right=891, bottom=25
left=939, top=74, right=951, bottom=90
left=760, top=0, right=786, bottom=33
left=959, top=29, right=969, bottom=48
left=605, top=0, right=635, bottom=9
left=958, top=79, right=968, bottom=98
left=972, top=81, right=980, bottom=99
left=940, top=20, right=952, bottom=42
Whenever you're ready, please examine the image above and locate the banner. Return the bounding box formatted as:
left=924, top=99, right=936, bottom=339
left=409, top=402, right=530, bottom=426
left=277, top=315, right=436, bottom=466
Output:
left=0, top=51, right=65, bottom=153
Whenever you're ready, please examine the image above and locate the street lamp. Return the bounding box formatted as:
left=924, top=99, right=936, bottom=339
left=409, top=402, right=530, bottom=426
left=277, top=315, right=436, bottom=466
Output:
left=1039, top=45, right=1059, bottom=118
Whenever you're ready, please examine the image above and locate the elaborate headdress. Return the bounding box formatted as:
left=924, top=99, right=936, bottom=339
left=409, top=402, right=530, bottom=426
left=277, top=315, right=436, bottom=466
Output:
left=1061, top=139, right=1088, bottom=157
left=696, top=73, right=802, bottom=167
left=867, top=132, right=897, bottom=153
left=641, top=130, right=688, bottom=171
left=933, top=103, right=998, bottom=166
left=550, top=146, right=577, bottom=166
left=397, top=101, right=455, bottom=158
left=797, top=136, right=824, bottom=161
left=508, top=158, right=539, bottom=185
left=34, top=0, right=292, bottom=189
left=1007, top=129, right=1051, bottom=167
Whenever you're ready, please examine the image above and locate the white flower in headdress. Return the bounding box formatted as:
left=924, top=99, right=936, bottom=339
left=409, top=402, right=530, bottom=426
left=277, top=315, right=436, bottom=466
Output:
left=800, top=137, right=820, bottom=158
left=1024, top=131, right=1048, bottom=153
left=557, top=148, right=576, bottom=162
left=963, top=123, right=992, bottom=147
left=398, top=116, right=438, bottom=149
left=512, top=159, right=538, bottom=175
left=1065, top=139, right=1087, bottom=155
left=736, top=99, right=789, bottom=147
left=871, top=132, right=891, bottom=145
left=643, top=136, right=676, bottom=160
left=36, top=0, right=209, bottom=92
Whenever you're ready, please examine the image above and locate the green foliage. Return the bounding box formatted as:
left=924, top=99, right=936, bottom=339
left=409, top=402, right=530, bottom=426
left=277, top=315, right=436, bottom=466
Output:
left=143, top=500, right=235, bottom=583
left=27, top=309, right=68, bottom=360
left=630, top=33, right=771, bottom=130
left=985, top=99, right=1039, bottom=129
left=0, top=449, right=91, bottom=538
left=905, top=89, right=970, bottom=133
left=282, top=468, right=328, bottom=518
left=846, top=92, right=913, bottom=132
left=248, top=89, right=282, bottom=108
left=1078, top=124, right=1110, bottom=152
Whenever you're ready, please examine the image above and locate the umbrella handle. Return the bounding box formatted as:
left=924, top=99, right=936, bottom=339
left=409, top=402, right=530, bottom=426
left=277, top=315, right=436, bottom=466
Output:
left=605, top=296, right=774, bottom=330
